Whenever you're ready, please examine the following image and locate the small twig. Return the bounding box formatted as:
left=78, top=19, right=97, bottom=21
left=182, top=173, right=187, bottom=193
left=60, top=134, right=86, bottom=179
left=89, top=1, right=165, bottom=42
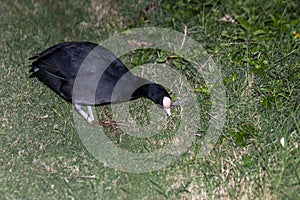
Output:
left=92, top=119, right=118, bottom=128
left=180, top=25, right=188, bottom=50
left=76, top=175, right=98, bottom=179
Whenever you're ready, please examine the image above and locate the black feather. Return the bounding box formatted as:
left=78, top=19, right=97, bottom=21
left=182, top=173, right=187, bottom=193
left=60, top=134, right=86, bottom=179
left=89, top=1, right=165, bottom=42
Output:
left=29, top=42, right=171, bottom=107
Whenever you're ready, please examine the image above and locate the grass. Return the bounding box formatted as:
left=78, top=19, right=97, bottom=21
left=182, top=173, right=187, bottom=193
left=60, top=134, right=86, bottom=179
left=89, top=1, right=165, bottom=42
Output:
left=1, top=0, right=299, bottom=199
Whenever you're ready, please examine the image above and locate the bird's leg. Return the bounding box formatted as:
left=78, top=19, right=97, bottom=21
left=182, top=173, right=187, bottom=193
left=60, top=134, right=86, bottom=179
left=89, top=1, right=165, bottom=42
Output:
left=87, top=106, right=94, bottom=121
left=74, top=104, right=94, bottom=123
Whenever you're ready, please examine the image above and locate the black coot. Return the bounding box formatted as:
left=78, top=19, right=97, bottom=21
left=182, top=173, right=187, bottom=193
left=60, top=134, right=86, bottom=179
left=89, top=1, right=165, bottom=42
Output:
left=29, top=42, right=172, bottom=123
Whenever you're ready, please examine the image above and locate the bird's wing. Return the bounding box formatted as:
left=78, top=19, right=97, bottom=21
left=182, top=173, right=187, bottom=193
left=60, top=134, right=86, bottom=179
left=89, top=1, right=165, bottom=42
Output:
left=29, top=42, right=98, bottom=79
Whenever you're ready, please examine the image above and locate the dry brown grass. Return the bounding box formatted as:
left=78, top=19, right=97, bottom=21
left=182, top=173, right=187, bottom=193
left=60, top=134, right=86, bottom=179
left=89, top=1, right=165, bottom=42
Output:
left=86, top=0, right=125, bottom=32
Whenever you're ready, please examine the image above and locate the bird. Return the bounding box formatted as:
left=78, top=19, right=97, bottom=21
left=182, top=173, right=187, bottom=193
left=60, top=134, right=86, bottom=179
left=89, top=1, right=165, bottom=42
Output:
left=29, top=42, right=172, bottom=124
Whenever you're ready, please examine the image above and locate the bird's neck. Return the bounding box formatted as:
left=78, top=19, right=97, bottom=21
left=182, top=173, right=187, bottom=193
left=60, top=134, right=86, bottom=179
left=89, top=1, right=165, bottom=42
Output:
left=131, top=82, right=152, bottom=99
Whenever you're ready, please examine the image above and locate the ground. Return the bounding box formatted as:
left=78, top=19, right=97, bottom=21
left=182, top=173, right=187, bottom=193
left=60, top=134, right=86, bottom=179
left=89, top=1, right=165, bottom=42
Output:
left=0, top=0, right=299, bottom=199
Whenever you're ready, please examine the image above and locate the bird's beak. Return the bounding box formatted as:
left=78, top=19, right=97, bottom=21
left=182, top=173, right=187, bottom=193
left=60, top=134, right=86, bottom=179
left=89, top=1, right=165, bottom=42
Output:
left=164, top=108, right=173, bottom=120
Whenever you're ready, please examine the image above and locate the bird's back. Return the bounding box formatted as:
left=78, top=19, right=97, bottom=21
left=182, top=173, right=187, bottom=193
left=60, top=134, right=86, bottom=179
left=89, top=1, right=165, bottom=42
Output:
left=29, top=42, right=142, bottom=105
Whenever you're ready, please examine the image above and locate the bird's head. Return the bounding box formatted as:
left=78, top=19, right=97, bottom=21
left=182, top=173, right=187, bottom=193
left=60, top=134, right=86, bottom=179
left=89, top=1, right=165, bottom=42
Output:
left=145, top=83, right=172, bottom=119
